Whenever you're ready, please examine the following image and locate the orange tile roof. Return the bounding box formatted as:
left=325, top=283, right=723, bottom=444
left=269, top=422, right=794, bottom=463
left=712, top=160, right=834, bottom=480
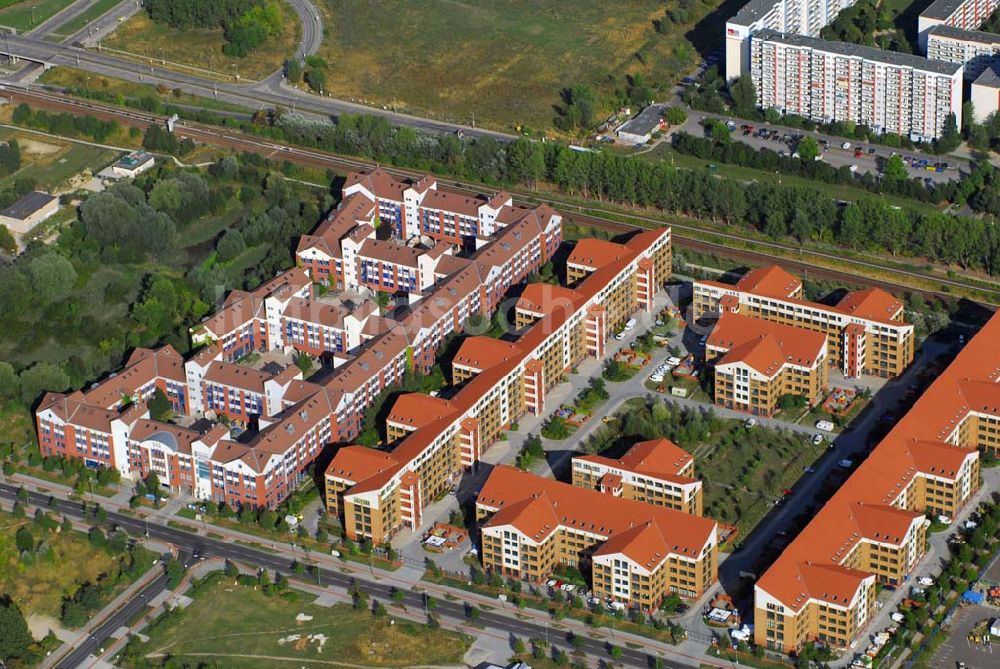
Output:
left=326, top=445, right=400, bottom=484
left=575, top=438, right=696, bottom=484
left=836, top=287, right=904, bottom=321
left=386, top=393, right=458, bottom=430
left=452, top=336, right=523, bottom=372
left=709, top=313, right=826, bottom=370
left=478, top=465, right=716, bottom=560
left=734, top=265, right=801, bottom=298
left=567, top=239, right=630, bottom=270
left=593, top=521, right=673, bottom=571
left=757, top=309, right=1000, bottom=612
left=516, top=284, right=583, bottom=315
left=81, top=345, right=186, bottom=409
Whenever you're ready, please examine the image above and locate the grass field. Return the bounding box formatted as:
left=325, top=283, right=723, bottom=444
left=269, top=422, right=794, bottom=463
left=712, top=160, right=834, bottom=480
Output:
left=0, top=508, right=117, bottom=618
left=125, top=575, right=471, bottom=668
left=39, top=66, right=253, bottom=114
left=47, top=0, right=121, bottom=38
left=316, top=0, right=718, bottom=131
left=0, top=0, right=73, bottom=32
left=100, top=8, right=300, bottom=82
left=0, top=125, right=120, bottom=191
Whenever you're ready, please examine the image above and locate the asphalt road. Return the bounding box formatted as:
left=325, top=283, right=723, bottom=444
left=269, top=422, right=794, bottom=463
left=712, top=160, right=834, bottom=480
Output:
left=0, top=482, right=691, bottom=669
left=56, top=569, right=172, bottom=669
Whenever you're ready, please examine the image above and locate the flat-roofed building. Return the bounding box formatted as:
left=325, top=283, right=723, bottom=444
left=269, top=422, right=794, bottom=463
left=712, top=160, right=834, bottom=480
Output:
left=693, top=265, right=914, bottom=379
left=476, top=465, right=718, bottom=609
left=926, top=24, right=1000, bottom=79
left=753, top=308, right=999, bottom=654
left=572, top=438, right=703, bottom=515
left=918, top=0, right=1000, bottom=50
left=707, top=312, right=829, bottom=416
left=750, top=30, right=963, bottom=141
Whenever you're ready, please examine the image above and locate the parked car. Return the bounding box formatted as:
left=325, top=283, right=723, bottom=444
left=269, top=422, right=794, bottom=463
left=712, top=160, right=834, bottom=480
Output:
left=841, top=141, right=851, bottom=150
left=745, top=418, right=757, bottom=428
left=812, top=434, right=824, bottom=445
left=624, top=318, right=637, bottom=331
left=849, top=164, right=858, bottom=173
left=838, top=458, right=854, bottom=468
left=666, top=356, right=681, bottom=366
left=815, top=420, right=835, bottom=432
left=614, top=332, right=625, bottom=341
left=649, top=373, right=664, bottom=383
left=546, top=579, right=558, bottom=587
left=804, top=466, right=816, bottom=473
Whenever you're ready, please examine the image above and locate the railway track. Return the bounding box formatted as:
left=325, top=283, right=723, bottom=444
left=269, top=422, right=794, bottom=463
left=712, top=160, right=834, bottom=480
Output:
left=7, top=85, right=998, bottom=305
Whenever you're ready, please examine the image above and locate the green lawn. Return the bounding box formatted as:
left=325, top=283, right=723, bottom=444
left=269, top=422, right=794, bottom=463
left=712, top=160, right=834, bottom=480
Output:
left=642, top=142, right=945, bottom=215
left=316, top=0, right=720, bottom=132
left=590, top=398, right=825, bottom=540
left=123, top=575, right=471, bottom=668
left=0, top=0, right=73, bottom=32
left=47, top=0, right=122, bottom=37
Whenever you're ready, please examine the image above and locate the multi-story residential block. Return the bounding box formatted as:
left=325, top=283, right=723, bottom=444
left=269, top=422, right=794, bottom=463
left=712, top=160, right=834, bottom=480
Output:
left=476, top=466, right=718, bottom=609
left=750, top=30, right=963, bottom=141
left=725, top=0, right=862, bottom=79
left=341, top=168, right=515, bottom=244
left=693, top=265, right=914, bottom=379
left=971, top=62, right=1000, bottom=122
left=706, top=312, right=829, bottom=416
left=571, top=438, right=703, bottom=516
left=926, top=24, right=1000, bottom=79
left=752, top=308, right=999, bottom=654
left=918, top=0, right=1000, bottom=50
left=280, top=296, right=379, bottom=358
left=191, top=268, right=312, bottom=363
left=324, top=228, right=673, bottom=544
left=38, top=172, right=564, bottom=512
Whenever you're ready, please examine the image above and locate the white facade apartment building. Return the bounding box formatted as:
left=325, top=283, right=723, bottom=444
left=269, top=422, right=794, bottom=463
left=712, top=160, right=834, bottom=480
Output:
left=926, top=24, right=1000, bottom=80
left=725, top=0, right=861, bottom=79
left=918, top=0, right=1000, bottom=50
left=751, top=30, right=963, bottom=141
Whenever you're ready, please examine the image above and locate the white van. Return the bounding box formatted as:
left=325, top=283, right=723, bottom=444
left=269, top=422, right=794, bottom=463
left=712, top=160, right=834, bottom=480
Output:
left=815, top=420, right=835, bottom=432
left=624, top=318, right=636, bottom=331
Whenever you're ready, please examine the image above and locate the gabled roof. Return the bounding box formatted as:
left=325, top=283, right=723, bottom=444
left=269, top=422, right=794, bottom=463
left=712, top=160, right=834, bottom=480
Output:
left=452, top=337, right=523, bottom=372
left=82, top=345, right=186, bottom=409
left=758, top=309, right=1000, bottom=612
left=593, top=521, right=671, bottom=572
left=734, top=265, right=801, bottom=299
left=386, top=393, right=458, bottom=430
left=575, top=438, right=697, bottom=484
left=836, top=288, right=903, bottom=321
left=477, top=465, right=716, bottom=560
left=516, top=284, right=582, bottom=315
left=709, top=313, right=826, bottom=371
left=343, top=167, right=409, bottom=201
left=567, top=239, right=630, bottom=270
left=326, top=445, right=400, bottom=484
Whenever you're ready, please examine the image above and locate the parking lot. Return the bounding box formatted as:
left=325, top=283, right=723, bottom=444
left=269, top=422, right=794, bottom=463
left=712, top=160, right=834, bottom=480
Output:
left=930, top=604, right=999, bottom=669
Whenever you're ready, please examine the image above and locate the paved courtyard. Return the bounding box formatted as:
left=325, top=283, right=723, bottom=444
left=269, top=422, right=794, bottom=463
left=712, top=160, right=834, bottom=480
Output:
left=930, top=604, right=1000, bottom=669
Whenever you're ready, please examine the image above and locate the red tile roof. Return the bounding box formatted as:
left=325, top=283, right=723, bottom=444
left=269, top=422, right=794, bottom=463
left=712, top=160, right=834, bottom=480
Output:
left=567, top=239, right=630, bottom=270
left=757, top=310, right=1000, bottom=612
left=452, top=337, right=523, bottom=372
left=516, top=284, right=583, bottom=315
left=575, top=438, right=696, bottom=484
left=478, top=465, right=716, bottom=562
left=734, top=265, right=801, bottom=299
left=386, top=393, right=458, bottom=430
left=836, top=287, right=904, bottom=321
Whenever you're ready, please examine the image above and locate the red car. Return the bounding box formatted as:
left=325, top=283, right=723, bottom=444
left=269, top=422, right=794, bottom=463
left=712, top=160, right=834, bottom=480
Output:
left=782, top=489, right=794, bottom=496
left=854, top=149, right=863, bottom=158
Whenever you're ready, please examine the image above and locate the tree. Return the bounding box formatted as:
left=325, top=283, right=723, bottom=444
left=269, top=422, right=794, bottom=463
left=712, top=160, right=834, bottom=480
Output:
left=729, top=75, right=758, bottom=112
left=935, top=113, right=961, bottom=154
left=797, top=136, right=819, bottom=161
left=664, top=106, right=687, bottom=125
left=0, top=224, right=15, bottom=253
left=26, top=252, right=77, bottom=302
left=285, top=59, right=303, bottom=83
left=216, top=229, right=246, bottom=262
left=19, top=362, right=70, bottom=406
left=148, top=387, right=173, bottom=422
left=15, top=526, right=33, bottom=552
left=0, top=361, right=19, bottom=400
left=883, top=154, right=908, bottom=182
left=559, top=85, right=598, bottom=130
left=305, top=67, right=326, bottom=93
left=0, top=596, right=33, bottom=662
